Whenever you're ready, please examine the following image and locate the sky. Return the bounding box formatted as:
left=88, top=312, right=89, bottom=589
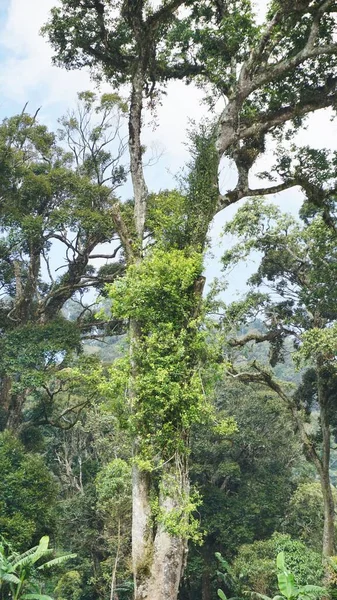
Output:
left=0, top=0, right=336, bottom=298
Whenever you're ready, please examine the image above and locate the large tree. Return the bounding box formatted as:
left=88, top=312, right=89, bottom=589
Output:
left=181, top=379, right=300, bottom=600
left=43, top=1, right=337, bottom=598
left=0, top=92, right=127, bottom=431
left=221, top=198, right=337, bottom=557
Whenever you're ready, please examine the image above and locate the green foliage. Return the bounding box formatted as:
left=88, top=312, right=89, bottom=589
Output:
left=96, top=458, right=131, bottom=507
left=283, top=483, right=331, bottom=551
left=249, top=551, right=327, bottom=600
left=222, top=198, right=337, bottom=333
left=54, top=571, right=82, bottom=600
left=109, top=247, right=203, bottom=324
left=0, top=535, right=76, bottom=600
left=0, top=92, right=128, bottom=429
left=231, top=534, right=324, bottom=597
left=152, top=482, right=203, bottom=544
left=45, top=404, right=132, bottom=600
left=43, top=0, right=337, bottom=127
left=0, top=432, right=57, bottom=550
left=297, top=324, right=337, bottom=366
left=221, top=198, right=337, bottom=559
left=105, top=247, right=219, bottom=459
left=184, top=125, right=219, bottom=248
left=180, top=381, right=300, bottom=600
left=146, top=191, right=188, bottom=249
left=0, top=319, right=81, bottom=393
left=215, top=552, right=242, bottom=600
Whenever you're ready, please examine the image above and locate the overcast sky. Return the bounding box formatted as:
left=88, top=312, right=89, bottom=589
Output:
left=0, top=0, right=336, bottom=297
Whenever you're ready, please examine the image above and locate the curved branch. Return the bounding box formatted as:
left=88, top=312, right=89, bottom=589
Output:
left=218, top=180, right=295, bottom=211
left=228, top=330, right=281, bottom=347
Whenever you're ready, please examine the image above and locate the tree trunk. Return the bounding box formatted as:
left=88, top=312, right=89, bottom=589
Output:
left=133, top=458, right=188, bottom=600
left=4, top=392, right=25, bottom=433
left=320, top=468, right=335, bottom=557
left=266, top=377, right=335, bottom=558
left=318, top=366, right=335, bottom=557
left=129, top=66, right=148, bottom=243
left=132, top=466, right=152, bottom=588
left=297, top=407, right=335, bottom=557
left=201, top=560, right=212, bottom=600
left=0, top=376, right=25, bottom=433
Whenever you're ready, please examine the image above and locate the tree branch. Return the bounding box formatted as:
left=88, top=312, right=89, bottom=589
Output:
left=89, top=245, right=122, bottom=260
left=239, top=81, right=337, bottom=141
left=228, top=330, right=281, bottom=347
left=148, top=0, right=186, bottom=29
left=218, top=180, right=295, bottom=210
left=227, top=361, right=323, bottom=473
left=110, top=202, right=134, bottom=262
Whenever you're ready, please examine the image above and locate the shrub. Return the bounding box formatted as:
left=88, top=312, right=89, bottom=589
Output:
left=231, top=533, right=324, bottom=596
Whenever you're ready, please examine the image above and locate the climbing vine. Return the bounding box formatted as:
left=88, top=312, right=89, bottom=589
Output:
left=103, top=247, right=231, bottom=468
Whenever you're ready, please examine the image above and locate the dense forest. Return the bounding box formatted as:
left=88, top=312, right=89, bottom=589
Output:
left=1, top=1, right=337, bottom=600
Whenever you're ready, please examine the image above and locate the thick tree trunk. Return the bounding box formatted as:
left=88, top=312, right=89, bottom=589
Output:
left=132, top=466, right=152, bottom=585
left=133, top=458, right=188, bottom=600
left=129, top=67, right=148, bottom=243
left=127, top=55, right=196, bottom=598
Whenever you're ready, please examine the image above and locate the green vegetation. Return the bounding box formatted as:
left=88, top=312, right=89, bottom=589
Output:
left=0, top=536, right=75, bottom=600
left=1, top=0, right=337, bottom=599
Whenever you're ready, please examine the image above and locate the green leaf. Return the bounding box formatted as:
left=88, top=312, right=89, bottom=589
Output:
left=218, top=590, right=228, bottom=600
left=37, top=537, right=49, bottom=552
left=11, top=546, right=39, bottom=567
left=37, top=554, right=77, bottom=570
left=276, top=552, right=285, bottom=572
left=299, top=585, right=327, bottom=597
left=1, top=573, right=21, bottom=584
left=277, top=572, right=297, bottom=600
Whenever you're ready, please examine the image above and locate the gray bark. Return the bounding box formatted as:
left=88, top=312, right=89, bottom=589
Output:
left=129, top=67, right=148, bottom=243
left=133, top=459, right=188, bottom=600
left=121, top=4, right=337, bottom=594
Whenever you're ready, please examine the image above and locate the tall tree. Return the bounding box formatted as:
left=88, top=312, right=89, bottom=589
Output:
left=221, top=198, right=337, bottom=557
left=44, top=1, right=337, bottom=598
left=181, top=379, right=300, bottom=600
left=0, top=92, right=127, bottom=431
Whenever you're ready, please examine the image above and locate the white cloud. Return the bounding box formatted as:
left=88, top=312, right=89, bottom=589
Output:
left=0, top=0, right=211, bottom=171
left=0, top=0, right=93, bottom=109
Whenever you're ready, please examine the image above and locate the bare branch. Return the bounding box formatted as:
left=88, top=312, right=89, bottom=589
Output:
left=148, top=0, right=186, bottom=29
left=89, top=245, right=122, bottom=260
left=218, top=180, right=295, bottom=211
left=227, top=361, right=323, bottom=472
